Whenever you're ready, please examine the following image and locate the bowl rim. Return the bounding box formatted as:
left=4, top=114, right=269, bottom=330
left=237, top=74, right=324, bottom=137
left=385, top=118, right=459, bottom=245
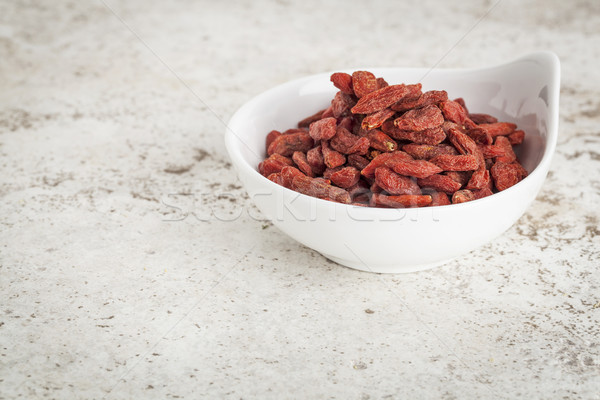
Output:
left=225, top=51, right=561, bottom=213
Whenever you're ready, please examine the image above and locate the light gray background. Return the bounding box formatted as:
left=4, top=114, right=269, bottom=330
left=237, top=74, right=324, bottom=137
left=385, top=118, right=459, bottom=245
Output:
left=1, top=0, right=599, bottom=399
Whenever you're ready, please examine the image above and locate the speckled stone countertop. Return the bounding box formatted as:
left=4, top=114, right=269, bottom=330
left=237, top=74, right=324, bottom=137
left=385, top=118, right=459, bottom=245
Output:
left=1, top=1, right=599, bottom=399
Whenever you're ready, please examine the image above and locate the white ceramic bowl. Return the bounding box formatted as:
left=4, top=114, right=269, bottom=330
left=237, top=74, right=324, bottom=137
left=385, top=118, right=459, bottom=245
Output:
left=225, top=52, right=560, bottom=273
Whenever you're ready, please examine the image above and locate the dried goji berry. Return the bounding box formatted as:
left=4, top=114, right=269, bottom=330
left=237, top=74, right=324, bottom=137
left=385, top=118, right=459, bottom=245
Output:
left=472, top=137, right=487, bottom=167
left=422, top=90, right=449, bottom=106
left=349, top=137, right=370, bottom=155
left=508, top=129, right=525, bottom=145
left=441, top=121, right=464, bottom=134
left=464, top=118, right=478, bottom=130
left=452, top=189, right=475, bottom=204
left=331, top=126, right=369, bottom=155
left=322, top=166, right=342, bottom=180
left=351, top=84, right=422, bottom=114
left=348, top=180, right=371, bottom=202
left=447, top=128, right=478, bottom=156
left=330, top=72, right=354, bottom=95
left=338, top=116, right=354, bottom=132
left=402, top=143, right=458, bottom=159
left=453, top=98, right=468, bottom=113
left=472, top=187, right=493, bottom=199
left=321, top=105, right=334, bottom=119
left=291, top=174, right=351, bottom=204
left=445, top=171, right=472, bottom=187
left=267, top=172, right=286, bottom=186
left=314, top=177, right=331, bottom=185
left=259, top=153, right=294, bottom=176
left=332, top=91, right=356, bottom=118
left=478, top=122, right=517, bottom=137
left=466, top=168, right=490, bottom=190
left=515, top=162, right=528, bottom=180
left=390, top=94, right=423, bottom=112
left=330, top=166, right=361, bottom=188
left=427, top=190, right=451, bottom=206
left=347, top=154, right=370, bottom=171
left=370, top=182, right=383, bottom=194
left=494, top=136, right=516, bottom=163
left=309, top=117, right=337, bottom=141
left=280, top=166, right=306, bottom=188
left=439, top=100, right=470, bottom=126
left=392, top=159, right=442, bottom=179
left=306, top=146, right=326, bottom=174
left=392, top=89, right=447, bottom=112
left=417, top=174, right=462, bottom=194
left=431, top=155, right=479, bottom=171
left=382, top=122, right=446, bottom=145
left=266, top=130, right=282, bottom=149
left=490, top=161, right=525, bottom=191
left=352, top=71, right=379, bottom=98
left=330, top=126, right=358, bottom=153
left=321, top=140, right=346, bottom=168
left=366, top=129, right=398, bottom=152
left=361, top=108, right=396, bottom=130
left=267, top=132, right=313, bottom=157
left=466, top=127, right=493, bottom=145
left=376, top=77, right=388, bottom=89
left=292, top=151, right=315, bottom=177
left=361, top=151, right=413, bottom=178
left=353, top=116, right=367, bottom=135
left=374, top=167, right=421, bottom=195
left=371, top=193, right=432, bottom=208
left=478, top=144, right=506, bottom=159
left=393, top=105, right=444, bottom=132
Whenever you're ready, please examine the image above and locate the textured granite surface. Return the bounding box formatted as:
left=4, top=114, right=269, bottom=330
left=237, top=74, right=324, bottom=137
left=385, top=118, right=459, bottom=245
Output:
left=1, top=0, right=599, bottom=399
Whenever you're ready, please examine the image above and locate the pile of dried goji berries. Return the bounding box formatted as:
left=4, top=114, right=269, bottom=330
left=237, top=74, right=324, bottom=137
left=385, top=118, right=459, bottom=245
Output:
left=258, top=71, right=528, bottom=207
